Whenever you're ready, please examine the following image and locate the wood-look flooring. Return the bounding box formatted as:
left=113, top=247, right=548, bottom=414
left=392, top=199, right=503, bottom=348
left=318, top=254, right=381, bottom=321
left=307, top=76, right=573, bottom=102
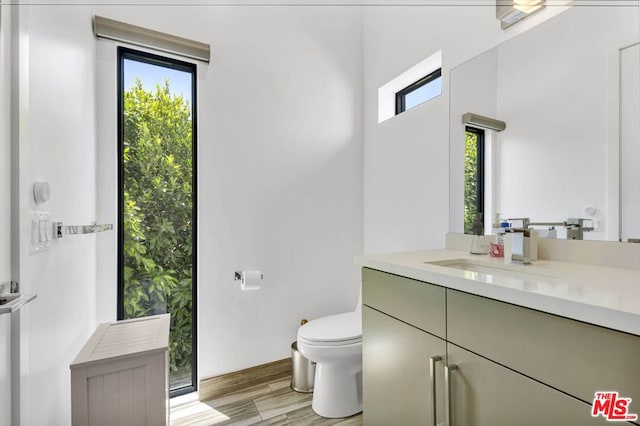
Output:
left=170, top=375, right=363, bottom=426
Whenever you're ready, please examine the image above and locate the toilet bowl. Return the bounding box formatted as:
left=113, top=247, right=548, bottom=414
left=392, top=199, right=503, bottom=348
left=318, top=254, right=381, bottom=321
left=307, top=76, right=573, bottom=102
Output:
left=297, top=310, right=362, bottom=418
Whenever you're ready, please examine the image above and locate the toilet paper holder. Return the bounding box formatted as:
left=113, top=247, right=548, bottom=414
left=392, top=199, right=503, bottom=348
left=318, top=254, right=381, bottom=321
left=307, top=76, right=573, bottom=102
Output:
left=234, top=271, right=263, bottom=281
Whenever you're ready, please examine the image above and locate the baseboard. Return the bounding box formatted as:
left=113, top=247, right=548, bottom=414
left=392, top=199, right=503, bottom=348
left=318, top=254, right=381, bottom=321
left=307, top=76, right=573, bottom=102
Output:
left=199, top=358, right=292, bottom=402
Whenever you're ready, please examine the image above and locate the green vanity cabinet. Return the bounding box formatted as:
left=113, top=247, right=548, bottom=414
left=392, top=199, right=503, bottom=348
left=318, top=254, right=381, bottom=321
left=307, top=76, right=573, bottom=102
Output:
left=447, top=289, right=640, bottom=412
left=362, top=268, right=447, bottom=426
left=363, top=306, right=446, bottom=426
left=446, top=342, right=610, bottom=426
left=362, top=267, right=639, bottom=426
left=362, top=267, right=446, bottom=338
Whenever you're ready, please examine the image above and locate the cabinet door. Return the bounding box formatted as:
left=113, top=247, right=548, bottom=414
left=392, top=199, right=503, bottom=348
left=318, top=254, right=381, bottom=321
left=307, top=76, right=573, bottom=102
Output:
left=447, top=343, right=627, bottom=426
left=447, top=289, right=640, bottom=407
left=362, top=268, right=446, bottom=338
left=363, top=306, right=446, bottom=426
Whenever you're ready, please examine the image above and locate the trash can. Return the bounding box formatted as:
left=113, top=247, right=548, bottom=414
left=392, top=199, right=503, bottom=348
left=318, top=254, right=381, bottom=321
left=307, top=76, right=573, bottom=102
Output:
left=291, top=341, right=316, bottom=393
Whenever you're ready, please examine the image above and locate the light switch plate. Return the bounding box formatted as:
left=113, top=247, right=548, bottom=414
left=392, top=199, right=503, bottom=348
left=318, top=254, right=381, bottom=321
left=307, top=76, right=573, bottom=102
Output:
left=29, top=211, right=51, bottom=252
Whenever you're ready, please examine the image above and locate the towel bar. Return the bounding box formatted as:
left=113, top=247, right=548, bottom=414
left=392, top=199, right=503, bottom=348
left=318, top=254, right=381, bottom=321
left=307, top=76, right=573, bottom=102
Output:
left=53, top=222, right=113, bottom=239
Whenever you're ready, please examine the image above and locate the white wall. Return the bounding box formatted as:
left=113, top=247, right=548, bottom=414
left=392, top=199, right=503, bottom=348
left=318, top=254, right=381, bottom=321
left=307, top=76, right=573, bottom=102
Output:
left=197, top=6, right=363, bottom=376
left=14, top=4, right=99, bottom=425
left=93, top=4, right=364, bottom=379
left=362, top=3, right=576, bottom=254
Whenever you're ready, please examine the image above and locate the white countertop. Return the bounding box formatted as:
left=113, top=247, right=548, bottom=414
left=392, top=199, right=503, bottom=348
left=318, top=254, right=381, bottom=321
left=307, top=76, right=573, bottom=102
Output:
left=355, top=249, right=640, bottom=336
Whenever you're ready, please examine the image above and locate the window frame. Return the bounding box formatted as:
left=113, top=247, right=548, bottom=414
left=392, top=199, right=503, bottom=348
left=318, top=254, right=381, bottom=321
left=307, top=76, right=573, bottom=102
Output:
left=116, top=46, right=198, bottom=398
left=395, top=68, right=442, bottom=115
left=465, top=126, right=486, bottom=232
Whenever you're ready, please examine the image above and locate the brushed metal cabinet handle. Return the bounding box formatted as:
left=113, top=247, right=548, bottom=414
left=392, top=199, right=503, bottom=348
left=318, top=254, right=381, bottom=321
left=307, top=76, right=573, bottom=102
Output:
left=429, top=356, right=442, bottom=426
left=444, top=364, right=458, bottom=426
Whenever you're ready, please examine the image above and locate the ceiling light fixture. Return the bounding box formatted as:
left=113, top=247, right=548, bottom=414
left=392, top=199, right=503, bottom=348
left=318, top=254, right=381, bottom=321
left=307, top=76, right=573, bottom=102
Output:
left=497, top=0, right=546, bottom=29
left=513, top=0, right=545, bottom=13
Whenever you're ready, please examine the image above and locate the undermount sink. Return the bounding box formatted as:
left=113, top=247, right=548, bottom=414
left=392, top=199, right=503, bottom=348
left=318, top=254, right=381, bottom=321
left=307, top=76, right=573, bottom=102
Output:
left=425, top=259, right=558, bottom=283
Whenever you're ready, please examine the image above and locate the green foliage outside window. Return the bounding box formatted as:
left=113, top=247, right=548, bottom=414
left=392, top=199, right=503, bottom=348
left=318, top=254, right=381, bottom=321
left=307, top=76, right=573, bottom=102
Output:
left=122, top=79, right=193, bottom=376
left=464, top=131, right=479, bottom=234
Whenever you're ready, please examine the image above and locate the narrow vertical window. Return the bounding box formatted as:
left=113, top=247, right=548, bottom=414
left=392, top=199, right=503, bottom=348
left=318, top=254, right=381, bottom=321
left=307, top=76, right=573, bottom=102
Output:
left=117, top=47, right=197, bottom=396
left=464, top=127, right=485, bottom=234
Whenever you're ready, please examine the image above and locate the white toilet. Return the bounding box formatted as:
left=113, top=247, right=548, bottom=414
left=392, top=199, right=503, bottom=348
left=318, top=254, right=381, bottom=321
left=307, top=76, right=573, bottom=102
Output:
left=296, top=291, right=362, bottom=418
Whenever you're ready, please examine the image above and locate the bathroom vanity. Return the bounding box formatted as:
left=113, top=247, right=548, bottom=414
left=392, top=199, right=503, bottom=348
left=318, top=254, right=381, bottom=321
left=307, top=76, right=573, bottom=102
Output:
left=356, top=247, right=640, bottom=426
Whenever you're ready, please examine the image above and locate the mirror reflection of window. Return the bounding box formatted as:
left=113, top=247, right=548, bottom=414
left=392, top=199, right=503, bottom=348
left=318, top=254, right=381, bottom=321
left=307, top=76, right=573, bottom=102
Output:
left=464, top=127, right=485, bottom=235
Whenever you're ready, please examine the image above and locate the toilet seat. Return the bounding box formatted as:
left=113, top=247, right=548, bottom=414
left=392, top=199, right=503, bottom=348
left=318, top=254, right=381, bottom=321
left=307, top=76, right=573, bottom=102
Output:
left=298, top=312, right=361, bottom=346
left=298, top=335, right=361, bottom=347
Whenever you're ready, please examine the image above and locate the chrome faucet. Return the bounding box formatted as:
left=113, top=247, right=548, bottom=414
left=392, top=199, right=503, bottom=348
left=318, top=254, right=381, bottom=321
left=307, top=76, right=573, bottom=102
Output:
left=504, top=231, right=536, bottom=264
left=502, top=216, right=595, bottom=265
left=502, top=218, right=535, bottom=264
left=564, top=218, right=594, bottom=240
left=526, top=218, right=594, bottom=240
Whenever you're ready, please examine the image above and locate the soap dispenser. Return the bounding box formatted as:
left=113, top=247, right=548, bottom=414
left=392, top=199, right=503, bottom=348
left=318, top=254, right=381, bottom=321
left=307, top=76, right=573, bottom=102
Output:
left=470, top=212, right=489, bottom=255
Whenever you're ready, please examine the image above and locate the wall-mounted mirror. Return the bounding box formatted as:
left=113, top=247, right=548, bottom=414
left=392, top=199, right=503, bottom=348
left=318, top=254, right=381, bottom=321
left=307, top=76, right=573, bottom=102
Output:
left=449, top=5, right=639, bottom=242
left=620, top=41, right=640, bottom=242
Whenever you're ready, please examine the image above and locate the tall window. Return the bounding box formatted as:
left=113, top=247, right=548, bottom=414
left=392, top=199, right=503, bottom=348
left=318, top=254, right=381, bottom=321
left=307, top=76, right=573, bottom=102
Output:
left=117, top=47, right=197, bottom=396
left=395, top=68, right=442, bottom=115
left=464, top=127, right=485, bottom=234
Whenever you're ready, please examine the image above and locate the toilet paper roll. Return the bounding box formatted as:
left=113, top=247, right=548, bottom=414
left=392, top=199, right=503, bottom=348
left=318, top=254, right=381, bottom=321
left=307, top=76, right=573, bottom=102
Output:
left=241, top=270, right=262, bottom=291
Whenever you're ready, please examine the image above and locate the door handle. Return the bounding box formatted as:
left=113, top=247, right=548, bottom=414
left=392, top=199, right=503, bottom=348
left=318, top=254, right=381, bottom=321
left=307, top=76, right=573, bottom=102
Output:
left=429, top=356, right=442, bottom=426
left=444, top=364, right=458, bottom=426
